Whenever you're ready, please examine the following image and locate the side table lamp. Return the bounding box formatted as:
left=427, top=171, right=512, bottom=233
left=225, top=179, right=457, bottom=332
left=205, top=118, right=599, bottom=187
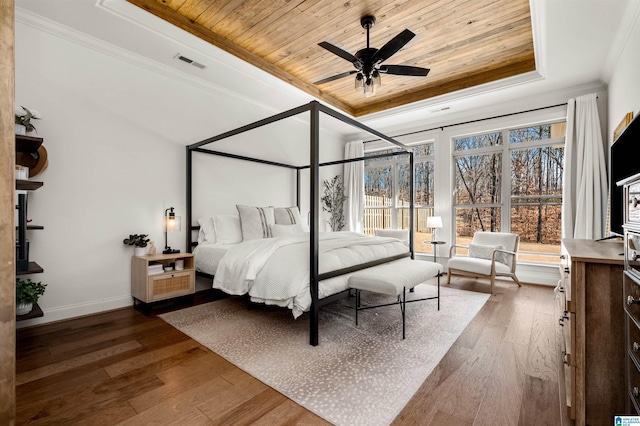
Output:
left=426, top=216, right=442, bottom=241
left=163, top=207, right=181, bottom=254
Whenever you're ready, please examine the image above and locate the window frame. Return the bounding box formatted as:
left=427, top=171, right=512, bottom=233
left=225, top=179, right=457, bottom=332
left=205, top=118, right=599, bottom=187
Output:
left=451, top=121, right=566, bottom=263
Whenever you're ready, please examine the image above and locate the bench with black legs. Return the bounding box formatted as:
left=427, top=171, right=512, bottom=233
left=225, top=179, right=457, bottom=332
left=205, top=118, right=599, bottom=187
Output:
left=348, top=258, right=443, bottom=339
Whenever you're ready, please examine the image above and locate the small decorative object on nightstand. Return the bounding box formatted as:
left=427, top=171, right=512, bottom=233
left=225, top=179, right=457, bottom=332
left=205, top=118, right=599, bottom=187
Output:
left=131, top=252, right=194, bottom=305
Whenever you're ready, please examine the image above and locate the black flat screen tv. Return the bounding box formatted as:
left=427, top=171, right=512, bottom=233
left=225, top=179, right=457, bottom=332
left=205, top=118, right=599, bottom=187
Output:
left=610, top=112, right=640, bottom=236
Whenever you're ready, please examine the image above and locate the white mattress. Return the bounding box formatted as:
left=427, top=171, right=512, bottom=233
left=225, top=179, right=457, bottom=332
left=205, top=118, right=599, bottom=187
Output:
left=193, top=243, right=234, bottom=276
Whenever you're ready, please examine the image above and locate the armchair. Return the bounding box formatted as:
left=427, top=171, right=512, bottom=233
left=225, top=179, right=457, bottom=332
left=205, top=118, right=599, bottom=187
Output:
left=447, top=231, right=522, bottom=294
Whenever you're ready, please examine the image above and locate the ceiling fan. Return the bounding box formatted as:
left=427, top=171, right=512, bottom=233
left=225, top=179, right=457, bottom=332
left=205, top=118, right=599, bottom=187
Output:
left=315, top=15, right=430, bottom=96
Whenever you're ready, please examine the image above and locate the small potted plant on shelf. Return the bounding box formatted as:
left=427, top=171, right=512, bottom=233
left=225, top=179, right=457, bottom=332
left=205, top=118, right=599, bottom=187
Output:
left=14, top=105, right=42, bottom=135
left=16, top=278, right=47, bottom=315
left=123, top=234, right=150, bottom=256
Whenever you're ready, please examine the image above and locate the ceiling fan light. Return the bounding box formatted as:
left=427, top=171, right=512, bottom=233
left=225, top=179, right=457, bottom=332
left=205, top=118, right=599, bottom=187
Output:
left=354, top=73, right=364, bottom=90
left=372, top=70, right=381, bottom=87
left=363, top=79, right=375, bottom=97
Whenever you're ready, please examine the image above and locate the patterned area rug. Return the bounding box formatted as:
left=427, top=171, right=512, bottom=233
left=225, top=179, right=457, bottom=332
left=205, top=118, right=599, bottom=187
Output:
left=160, top=283, right=489, bottom=426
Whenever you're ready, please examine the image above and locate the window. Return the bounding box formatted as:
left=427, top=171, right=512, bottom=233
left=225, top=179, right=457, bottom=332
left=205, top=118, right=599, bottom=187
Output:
left=453, top=122, right=565, bottom=264
left=364, top=142, right=435, bottom=253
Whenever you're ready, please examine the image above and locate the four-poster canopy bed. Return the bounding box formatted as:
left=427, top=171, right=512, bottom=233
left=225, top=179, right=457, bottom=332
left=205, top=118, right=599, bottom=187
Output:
left=186, top=100, right=416, bottom=346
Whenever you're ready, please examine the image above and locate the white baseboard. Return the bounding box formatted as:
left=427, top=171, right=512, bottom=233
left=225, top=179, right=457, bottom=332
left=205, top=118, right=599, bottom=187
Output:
left=16, top=295, right=134, bottom=329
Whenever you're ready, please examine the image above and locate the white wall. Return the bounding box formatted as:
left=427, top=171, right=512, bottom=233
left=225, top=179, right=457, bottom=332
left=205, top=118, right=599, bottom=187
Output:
left=14, top=21, right=345, bottom=325
left=607, top=10, right=640, bottom=145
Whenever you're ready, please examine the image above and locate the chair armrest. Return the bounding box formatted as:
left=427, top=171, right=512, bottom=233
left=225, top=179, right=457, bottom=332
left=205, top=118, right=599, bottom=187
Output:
left=449, top=244, right=469, bottom=257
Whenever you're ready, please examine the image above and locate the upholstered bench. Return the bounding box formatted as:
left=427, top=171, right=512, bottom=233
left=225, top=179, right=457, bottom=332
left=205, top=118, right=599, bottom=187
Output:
left=348, top=258, right=443, bottom=339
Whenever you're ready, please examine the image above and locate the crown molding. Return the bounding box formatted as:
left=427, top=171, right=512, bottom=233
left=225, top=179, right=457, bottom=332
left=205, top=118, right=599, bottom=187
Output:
left=15, top=3, right=347, bottom=138
left=601, top=0, right=640, bottom=83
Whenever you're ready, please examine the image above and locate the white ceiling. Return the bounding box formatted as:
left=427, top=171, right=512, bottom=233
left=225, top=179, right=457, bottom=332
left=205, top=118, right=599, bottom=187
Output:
left=15, top=0, right=637, bottom=136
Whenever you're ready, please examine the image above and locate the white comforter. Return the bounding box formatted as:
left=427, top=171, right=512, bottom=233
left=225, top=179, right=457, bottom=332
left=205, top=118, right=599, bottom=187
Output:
left=213, top=232, right=408, bottom=317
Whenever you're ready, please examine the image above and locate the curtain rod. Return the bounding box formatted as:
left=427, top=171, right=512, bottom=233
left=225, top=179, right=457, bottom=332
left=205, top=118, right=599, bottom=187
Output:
left=363, top=101, right=569, bottom=144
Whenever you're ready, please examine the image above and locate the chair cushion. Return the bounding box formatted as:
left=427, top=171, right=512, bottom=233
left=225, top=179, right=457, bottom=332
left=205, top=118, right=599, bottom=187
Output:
left=468, top=243, right=508, bottom=265
left=448, top=257, right=512, bottom=276
left=349, top=259, right=442, bottom=296
left=471, top=232, right=518, bottom=268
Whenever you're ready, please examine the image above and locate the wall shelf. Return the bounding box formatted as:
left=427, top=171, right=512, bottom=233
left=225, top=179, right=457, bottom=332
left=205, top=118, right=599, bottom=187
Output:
left=16, top=302, right=43, bottom=321
left=16, top=262, right=44, bottom=275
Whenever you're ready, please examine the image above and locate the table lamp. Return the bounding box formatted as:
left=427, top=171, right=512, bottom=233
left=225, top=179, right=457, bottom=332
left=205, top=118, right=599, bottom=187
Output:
left=163, top=207, right=181, bottom=254
left=426, top=216, right=442, bottom=242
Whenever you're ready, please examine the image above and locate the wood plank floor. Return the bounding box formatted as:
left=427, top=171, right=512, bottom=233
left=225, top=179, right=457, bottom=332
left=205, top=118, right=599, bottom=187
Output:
left=15, top=278, right=571, bottom=425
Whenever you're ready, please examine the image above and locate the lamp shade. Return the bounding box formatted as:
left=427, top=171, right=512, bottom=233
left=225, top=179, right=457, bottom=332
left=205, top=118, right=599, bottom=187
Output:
left=426, top=216, right=443, bottom=229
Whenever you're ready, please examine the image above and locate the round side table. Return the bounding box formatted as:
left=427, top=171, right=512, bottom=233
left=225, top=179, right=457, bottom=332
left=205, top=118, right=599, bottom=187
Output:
left=425, top=240, right=446, bottom=262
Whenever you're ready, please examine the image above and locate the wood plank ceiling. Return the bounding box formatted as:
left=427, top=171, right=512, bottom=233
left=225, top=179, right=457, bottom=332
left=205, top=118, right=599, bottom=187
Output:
left=127, top=0, right=535, bottom=117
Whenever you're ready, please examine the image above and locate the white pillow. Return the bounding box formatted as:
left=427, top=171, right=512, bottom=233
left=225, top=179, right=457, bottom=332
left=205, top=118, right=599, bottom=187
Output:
left=274, top=206, right=309, bottom=232
left=270, top=223, right=304, bottom=237
left=468, top=243, right=508, bottom=265
left=197, top=217, right=216, bottom=244
left=236, top=205, right=275, bottom=240
left=213, top=214, right=242, bottom=244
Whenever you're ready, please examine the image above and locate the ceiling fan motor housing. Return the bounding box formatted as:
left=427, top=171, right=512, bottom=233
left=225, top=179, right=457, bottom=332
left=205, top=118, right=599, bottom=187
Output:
left=361, top=15, right=376, bottom=30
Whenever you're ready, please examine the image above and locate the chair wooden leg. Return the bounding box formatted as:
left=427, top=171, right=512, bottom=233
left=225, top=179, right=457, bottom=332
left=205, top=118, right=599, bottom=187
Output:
left=447, top=270, right=452, bottom=285
left=512, top=274, right=523, bottom=287
left=490, top=275, right=495, bottom=295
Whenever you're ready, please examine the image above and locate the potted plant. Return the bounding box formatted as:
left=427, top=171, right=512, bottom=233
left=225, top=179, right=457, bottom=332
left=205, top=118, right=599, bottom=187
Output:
left=123, top=234, right=150, bottom=256
left=321, top=175, right=348, bottom=231
left=15, top=106, right=42, bottom=135
left=16, top=278, right=47, bottom=315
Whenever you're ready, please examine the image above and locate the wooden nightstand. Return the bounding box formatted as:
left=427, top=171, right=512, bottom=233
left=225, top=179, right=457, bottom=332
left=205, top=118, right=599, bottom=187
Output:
left=131, top=252, right=195, bottom=304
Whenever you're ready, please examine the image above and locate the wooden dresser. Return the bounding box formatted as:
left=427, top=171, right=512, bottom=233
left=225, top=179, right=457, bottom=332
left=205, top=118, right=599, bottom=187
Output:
left=559, top=238, right=625, bottom=425
left=620, top=172, right=640, bottom=414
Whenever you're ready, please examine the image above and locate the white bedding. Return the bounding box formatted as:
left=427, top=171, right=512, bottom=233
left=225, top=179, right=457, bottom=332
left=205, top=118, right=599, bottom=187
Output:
left=213, top=232, right=408, bottom=317
left=193, top=243, right=235, bottom=276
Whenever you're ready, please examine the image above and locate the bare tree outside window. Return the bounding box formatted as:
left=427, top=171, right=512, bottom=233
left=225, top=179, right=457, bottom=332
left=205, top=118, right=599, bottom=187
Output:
left=454, top=122, right=565, bottom=264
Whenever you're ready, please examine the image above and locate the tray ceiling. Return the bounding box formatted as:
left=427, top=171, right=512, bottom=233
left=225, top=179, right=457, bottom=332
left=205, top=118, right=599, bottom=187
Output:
left=126, top=0, right=536, bottom=117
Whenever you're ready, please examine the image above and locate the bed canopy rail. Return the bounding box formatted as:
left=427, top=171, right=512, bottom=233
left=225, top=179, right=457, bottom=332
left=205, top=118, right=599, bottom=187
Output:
left=186, top=101, right=415, bottom=346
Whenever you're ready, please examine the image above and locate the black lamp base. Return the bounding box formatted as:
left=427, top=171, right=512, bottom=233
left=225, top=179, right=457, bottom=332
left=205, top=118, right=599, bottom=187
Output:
left=163, top=247, right=180, bottom=254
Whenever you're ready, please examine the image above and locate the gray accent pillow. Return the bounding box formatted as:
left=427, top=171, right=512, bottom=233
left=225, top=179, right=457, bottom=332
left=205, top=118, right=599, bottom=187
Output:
left=468, top=243, right=508, bottom=265
left=236, top=205, right=275, bottom=240
left=274, top=206, right=308, bottom=232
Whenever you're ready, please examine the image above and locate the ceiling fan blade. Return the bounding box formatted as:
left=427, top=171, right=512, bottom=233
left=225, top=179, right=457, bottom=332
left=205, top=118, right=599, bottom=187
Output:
left=379, top=64, right=430, bottom=77
left=372, top=29, right=416, bottom=65
left=314, top=70, right=357, bottom=85
left=318, top=42, right=361, bottom=67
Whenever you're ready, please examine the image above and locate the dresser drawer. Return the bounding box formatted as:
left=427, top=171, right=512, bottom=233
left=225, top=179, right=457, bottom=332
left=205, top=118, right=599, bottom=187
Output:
left=625, top=272, right=640, bottom=324
left=628, top=353, right=640, bottom=411
left=560, top=312, right=574, bottom=366
left=628, top=314, right=640, bottom=366
left=564, top=363, right=575, bottom=420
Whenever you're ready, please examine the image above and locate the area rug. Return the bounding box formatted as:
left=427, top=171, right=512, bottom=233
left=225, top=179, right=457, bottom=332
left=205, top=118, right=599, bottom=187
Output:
left=159, top=284, right=489, bottom=426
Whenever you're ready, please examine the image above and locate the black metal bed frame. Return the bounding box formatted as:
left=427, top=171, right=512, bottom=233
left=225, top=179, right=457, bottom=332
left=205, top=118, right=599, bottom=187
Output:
left=186, top=100, right=415, bottom=346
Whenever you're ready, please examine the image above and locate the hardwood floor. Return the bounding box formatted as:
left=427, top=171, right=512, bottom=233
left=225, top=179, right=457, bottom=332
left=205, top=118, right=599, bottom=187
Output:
left=15, top=278, right=570, bottom=425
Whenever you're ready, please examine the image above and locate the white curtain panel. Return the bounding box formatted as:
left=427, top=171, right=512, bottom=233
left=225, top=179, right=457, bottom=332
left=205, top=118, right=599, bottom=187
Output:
left=344, top=140, right=364, bottom=233
left=562, top=93, right=607, bottom=239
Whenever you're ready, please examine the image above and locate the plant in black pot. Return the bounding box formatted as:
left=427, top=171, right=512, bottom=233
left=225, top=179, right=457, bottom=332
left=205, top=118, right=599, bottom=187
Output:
left=123, top=234, right=150, bottom=256
left=16, top=278, right=46, bottom=315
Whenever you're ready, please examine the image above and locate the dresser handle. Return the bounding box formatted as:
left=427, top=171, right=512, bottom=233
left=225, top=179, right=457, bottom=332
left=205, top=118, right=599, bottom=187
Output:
left=562, top=351, right=568, bottom=365
left=558, top=317, right=564, bottom=327
left=634, top=342, right=640, bottom=353
left=634, top=386, right=640, bottom=398
left=628, top=295, right=640, bottom=307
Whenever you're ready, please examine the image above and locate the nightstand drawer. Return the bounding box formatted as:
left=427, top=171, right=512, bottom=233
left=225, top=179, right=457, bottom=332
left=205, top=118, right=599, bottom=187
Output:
left=148, top=271, right=194, bottom=301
